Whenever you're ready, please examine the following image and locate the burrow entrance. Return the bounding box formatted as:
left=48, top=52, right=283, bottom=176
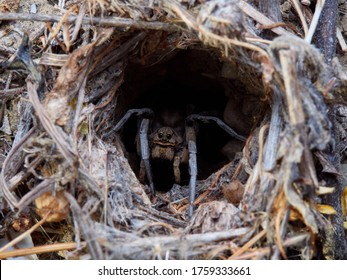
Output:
left=114, top=49, right=259, bottom=192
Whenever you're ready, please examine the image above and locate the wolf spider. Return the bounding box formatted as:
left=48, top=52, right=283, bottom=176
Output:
left=111, top=108, right=246, bottom=217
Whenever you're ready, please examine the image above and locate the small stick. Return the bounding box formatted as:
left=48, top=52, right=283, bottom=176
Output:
left=228, top=229, right=267, bottom=259
left=0, top=211, right=51, bottom=253
left=238, top=1, right=293, bottom=36
left=337, top=27, right=347, bottom=52
left=0, top=87, right=26, bottom=98
left=209, top=162, right=231, bottom=190
left=245, top=37, right=272, bottom=45
left=138, top=205, right=187, bottom=228
left=256, top=22, right=287, bottom=30
left=273, top=205, right=289, bottom=259
left=0, top=13, right=182, bottom=32
left=0, top=242, right=85, bottom=259
left=0, top=126, right=36, bottom=209
left=305, top=0, right=326, bottom=43
left=257, top=124, right=269, bottom=178
left=231, top=233, right=310, bottom=260
left=290, top=0, right=309, bottom=37
left=104, top=152, right=109, bottom=226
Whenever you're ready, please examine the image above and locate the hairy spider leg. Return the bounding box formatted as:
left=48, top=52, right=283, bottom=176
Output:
left=185, top=114, right=247, bottom=217
left=110, top=108, right=155, bottom=194
left=105, top=108, right=154, bottom=138
left=139, top=118, right=155, bottom=195
left=185, top=123, right=197, bottom=218
left=187, top=114, right=246, bottom=142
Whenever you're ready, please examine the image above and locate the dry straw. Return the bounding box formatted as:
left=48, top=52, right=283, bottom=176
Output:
left=0, top=0, right=346, bottom=259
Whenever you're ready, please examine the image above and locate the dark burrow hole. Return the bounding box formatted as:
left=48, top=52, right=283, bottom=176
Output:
left=115, top=49, right=254, bottom=192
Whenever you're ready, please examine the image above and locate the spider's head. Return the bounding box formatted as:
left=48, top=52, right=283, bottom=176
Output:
left=150, top=127, right=183, bottom=147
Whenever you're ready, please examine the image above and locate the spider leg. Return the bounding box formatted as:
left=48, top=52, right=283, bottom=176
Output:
left=104, top=108, right=154, bottom=137
left=185, top=123, right=197, bottom=218
left=173, top=154, right=182, bottom=184
left=186, top=114, right=246, bottom=142
left=139, top=118, right=155, bottom=195
left=173, top=147, right=188, bottom=184
left=106, top=108, right=155, bottom=194
left=185, top=114, right=246, bottom=217
left=139, top=160, right=146, bottom=182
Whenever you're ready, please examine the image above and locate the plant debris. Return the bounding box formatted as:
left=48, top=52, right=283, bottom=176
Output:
left=0, top=0, right=347, bottom=260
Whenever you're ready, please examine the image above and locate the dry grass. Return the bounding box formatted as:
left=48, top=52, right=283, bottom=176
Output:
left=0, top=0, right=346, bottom=260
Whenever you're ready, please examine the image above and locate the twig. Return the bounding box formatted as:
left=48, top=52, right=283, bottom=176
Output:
left=9, top=156, right=43, bottom=191
left=138, top=205, right=187, bottom=228
left=64, top=192, right=104, bottom=259
left=0, top=87, right=26, bottom=98
left=228, top=229, right=266, bottom=259
left=279, top=49, right=319, bottom=234
left=279, top=50, right=305, bottom=125
left=0, top=13, right=183, bottom=32
left=160, top=0, right=198, bottom=31
left=263, top=88, right=282, bottom=171
left=64, top=191, right=104, bottom=260
left=5, top=72, right=12, bottom=90
left=27, top=81, right=78, bottom=168
left=238, top=1, right=293, bottom=36
left=272, top=205, right=289, bottom=259
left=70, top=3, right=86, bottom=44
left=256, top=22, right=287, bottom=30
left=45, top=21, right=68, bottom=53
left=0, top=126, right=36, bottom=208
left=17, top=179, right=54, bottom=211
left=199, top=25, right=269, bottom=58
left=290, top=0, right=309, bottom=37
left=38, top=53, right=69, bottom=67
left=0, top=242, right=86, bottom=259
left=337, top=27, right=347, bottom=52
left=257, top=124, right=269, bottom=179
left=72, top=78, right=87, bottom=148
left=0, top=45, right=16, bottom=54
left=231, top=233, right=310, bottom=260
left=305, top=0, right=326, bottom=43
left=112, top=227, right=250, bottom=258
left=209, top=162, right=232, bottom=190
left=245, top=37, right=272, bottom=45
left=0, top=211, right=51, bottom=253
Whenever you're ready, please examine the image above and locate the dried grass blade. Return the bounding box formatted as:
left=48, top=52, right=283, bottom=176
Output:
left=27, top=81, right=77, bottom=167
left=0, top=126, right=36, bottom=208
left=229, top=229, right=266, bottom=259
left=0, top=242, right=85, bottom=259
left=0, top=13, right=182, bottom=32
left=238, top=0, right=293, bottom=36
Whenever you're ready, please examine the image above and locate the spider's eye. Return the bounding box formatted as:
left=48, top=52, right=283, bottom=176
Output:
left=158, top=132, right=163, bottom=138
left=166, top=133, right=172, bottom=139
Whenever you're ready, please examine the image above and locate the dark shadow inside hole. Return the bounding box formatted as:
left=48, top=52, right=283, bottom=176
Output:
left=117, top=50, right=243, bottom=192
